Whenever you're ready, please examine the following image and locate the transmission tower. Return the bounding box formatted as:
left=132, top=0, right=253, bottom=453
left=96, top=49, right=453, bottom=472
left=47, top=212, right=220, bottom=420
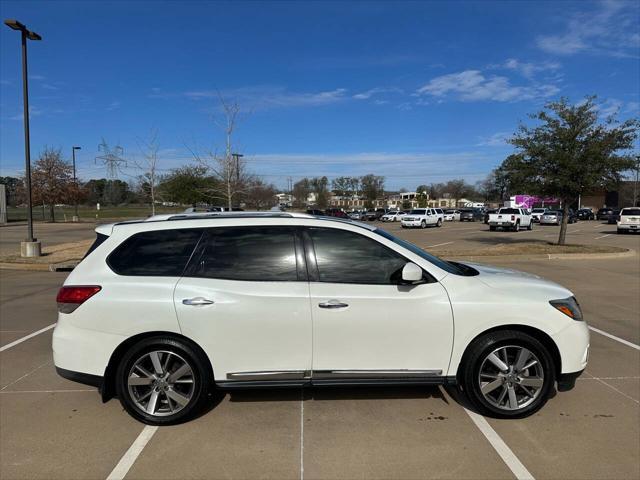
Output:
left=95, top=139, right=126, bottom=205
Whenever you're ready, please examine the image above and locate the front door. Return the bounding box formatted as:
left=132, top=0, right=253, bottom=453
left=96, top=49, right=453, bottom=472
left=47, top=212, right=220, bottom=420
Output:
left=174, top=226, right=312, bottom=384
left=305, top=227, right=454, bottom=382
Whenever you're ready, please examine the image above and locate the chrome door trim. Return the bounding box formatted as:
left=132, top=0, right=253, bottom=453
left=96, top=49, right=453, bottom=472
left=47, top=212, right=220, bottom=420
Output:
left=312, top=369, right=442, bottom=379
left=226, top=370, right=310, bottom=381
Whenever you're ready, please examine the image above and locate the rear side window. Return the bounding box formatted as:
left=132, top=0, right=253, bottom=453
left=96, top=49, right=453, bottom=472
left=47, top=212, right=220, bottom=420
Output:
left=309, top=228, right=407, bottom=284
left=83, top=233, right=109, bottom=259
left=108, top=229, right=203, bottom=276
left=189, top=227, right=299, bottom=282
left=499, top=208, right=520, bottom=214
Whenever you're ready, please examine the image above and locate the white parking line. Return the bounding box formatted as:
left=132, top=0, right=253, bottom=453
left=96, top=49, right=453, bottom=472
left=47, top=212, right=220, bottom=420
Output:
left=0, top=323, right=56, bottom=352
left=464, top=408, right=535, bottom=480
left=300, top=390, right=305, bottom=480
left=584, top=372, right=639, bottom=404
left=427, top=241, right=454, bottom=248
left=589, top=326, right=640, bottom=350
left=595, top=234, right=611, bottom=240
left=106, top=425, right=159, bottom=480
left=0, top=360, right=51, bottom=391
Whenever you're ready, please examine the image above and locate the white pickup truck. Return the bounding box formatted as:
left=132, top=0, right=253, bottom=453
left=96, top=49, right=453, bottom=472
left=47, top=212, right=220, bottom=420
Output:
left=488, top=207, right=533, bottom=231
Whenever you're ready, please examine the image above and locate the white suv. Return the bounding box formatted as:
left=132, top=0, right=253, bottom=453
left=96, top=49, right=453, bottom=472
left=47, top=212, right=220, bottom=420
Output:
left=401, top=208, right=442, bottom=228
left=54, top=212, right=589, bottom=425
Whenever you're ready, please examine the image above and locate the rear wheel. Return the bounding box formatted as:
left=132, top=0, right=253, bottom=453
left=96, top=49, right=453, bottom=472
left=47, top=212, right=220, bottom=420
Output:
left=527, top=221, right=533, bottom=231
left=459, top=330, right=555, bottom=418
left=116, top=337, right=212, bottom=425
left=513, top=222, right=520, bottom=232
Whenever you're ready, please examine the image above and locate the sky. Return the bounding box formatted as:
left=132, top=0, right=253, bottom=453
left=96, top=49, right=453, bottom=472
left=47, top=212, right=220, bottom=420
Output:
left=0, top=0, right=638, bottom=191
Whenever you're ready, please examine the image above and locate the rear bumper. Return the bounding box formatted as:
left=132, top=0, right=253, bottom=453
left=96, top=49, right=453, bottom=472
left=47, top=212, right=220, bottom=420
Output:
left=617, top=223, right=639, bottom=231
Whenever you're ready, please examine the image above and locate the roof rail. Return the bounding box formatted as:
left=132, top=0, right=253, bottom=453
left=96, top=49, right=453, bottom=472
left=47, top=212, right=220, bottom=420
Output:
left=166, top=212, right=295, bottom=221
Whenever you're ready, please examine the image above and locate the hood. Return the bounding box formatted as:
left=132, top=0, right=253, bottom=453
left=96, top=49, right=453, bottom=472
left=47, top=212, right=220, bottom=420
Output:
left=462, top=262, right=572, bottom=298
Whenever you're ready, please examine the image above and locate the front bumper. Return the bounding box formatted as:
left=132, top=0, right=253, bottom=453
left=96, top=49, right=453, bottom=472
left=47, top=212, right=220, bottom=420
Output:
left=401, top=220, right=423, bottom=227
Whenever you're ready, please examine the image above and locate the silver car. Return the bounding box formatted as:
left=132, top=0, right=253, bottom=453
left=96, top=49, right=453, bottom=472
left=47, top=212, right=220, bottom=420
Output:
left=540, top=211, right=562, bottom=225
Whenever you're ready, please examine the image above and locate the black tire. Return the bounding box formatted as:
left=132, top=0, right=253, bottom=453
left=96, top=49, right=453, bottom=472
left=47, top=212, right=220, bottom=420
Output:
left=115, top=336, right=213, bottom=425
left=436, top=219, right=442, bottom=228
left=421, top=220, right=427, bottom=229
left=617, top=229, right=623, bottom=234
left=527, top=221, right=533, bottom=231
left=489, top=226, right=496, bottom=231
left=458, top=330, right=555, bottom=419
left=513, top=222, right=520, bottom=232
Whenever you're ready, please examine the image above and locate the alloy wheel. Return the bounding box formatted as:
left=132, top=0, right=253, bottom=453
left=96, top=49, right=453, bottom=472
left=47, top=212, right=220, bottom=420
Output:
left=127, top=350, right=195, bottom=417
left=478, top=345, right=544, bottom=411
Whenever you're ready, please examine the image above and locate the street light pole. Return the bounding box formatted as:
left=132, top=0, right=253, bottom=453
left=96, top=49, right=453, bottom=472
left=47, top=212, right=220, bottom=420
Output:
left=4, top=19, right=42, bottom=257
left=72, top=146, right=81, bottom=220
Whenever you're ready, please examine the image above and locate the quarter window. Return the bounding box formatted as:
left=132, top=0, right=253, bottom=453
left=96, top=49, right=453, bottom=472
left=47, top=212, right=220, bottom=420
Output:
left=190, top=227, right=299, bottom=281
left=309, top=228, right=407, bottom=284
left=108, top=229, right=203, bottom=276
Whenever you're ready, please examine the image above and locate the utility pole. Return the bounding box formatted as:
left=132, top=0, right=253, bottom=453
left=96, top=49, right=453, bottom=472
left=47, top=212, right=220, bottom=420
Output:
left=4, top=19, right=42, bottom=257
left=72, top=146, right=81, bottom=221
left=633, top=155, right=640, bottom=207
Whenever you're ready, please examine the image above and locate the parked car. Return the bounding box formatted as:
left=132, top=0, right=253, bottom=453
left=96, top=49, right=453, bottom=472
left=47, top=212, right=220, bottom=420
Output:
left=54, top=211, right=588, bottom=424
left=607, top=209, right=621, bottom=224
left=596, top=207, right=617, bottom=221
left=325, top=208, right=349, bottom=218
left=381, top=211, right=406, bottom=222
left=348, top=210, right=364, bottom=221
left=483, top=208, right=498, bottom=224
left=540, top=210, right=562, bottom=225
left=577, top=208, right=595, bottom=221
left=306, top=209, right=325, bottom=216
left=443, top=209, right=461, bottom=221
left=617, top=208, right=640, bottom=233
left=434, top=208, right=445, bottom=222
left=567, top=209, right=578, bottom=224
left=488, top=207, right=533, bottom=231
left=459, top=208, right=484, bottom=222
left=401, top=208, right=442, bottom=228
left=530, top=208, right=548, bottom=223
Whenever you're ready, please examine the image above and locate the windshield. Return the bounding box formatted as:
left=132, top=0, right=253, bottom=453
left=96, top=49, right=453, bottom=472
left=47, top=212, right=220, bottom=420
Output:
left=374, top=228, right=476, bottom=276
left=408, top=209, right=425, bottom=214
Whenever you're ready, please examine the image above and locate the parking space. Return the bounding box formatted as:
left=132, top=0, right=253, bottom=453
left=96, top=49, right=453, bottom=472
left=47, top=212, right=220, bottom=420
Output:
left=0, top=224, right=638, bottom=480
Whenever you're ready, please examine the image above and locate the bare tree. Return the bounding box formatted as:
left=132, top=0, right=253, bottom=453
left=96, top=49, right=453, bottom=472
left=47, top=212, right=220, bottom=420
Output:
left=135, top=129, right=161, bottom=215
left=192, top=95, right=252, bottom=209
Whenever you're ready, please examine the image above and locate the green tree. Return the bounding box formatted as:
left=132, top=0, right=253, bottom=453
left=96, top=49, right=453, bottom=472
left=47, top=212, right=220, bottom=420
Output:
left=360, top=174, right=384, bottom=203
left=158, top=165, right=216, bottom=205
left=504, top=96, right=638, bottom=244
left=311, top=176, right=330, bottom=208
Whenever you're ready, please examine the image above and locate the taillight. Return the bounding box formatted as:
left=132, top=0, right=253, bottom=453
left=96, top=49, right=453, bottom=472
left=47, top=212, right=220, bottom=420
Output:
left=56, top=286, right=101, bottom=313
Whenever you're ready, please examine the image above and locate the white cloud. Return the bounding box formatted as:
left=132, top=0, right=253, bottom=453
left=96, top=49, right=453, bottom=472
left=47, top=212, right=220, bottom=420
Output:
left=106, top=101, right=121, bottom=111
left=9, top=105, right=42, bottom=121
left=416, top=70, right=559, bottom=102
left=597, top=98, right=623, bottom=117
left=499, top=58, right=561, bottom=78
left=183, top=86, right=348, bottom=110
left=477, top=132, right=511, bottom=147
left=353, top=87, right=402, bottom=100
left=28, top=74, right=45, bottom=81
left=537, top=1, right=640, bottom=57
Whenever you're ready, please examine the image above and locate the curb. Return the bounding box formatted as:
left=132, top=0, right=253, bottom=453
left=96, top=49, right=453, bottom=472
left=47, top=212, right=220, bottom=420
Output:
left=443, top=248, right=636, bottom=262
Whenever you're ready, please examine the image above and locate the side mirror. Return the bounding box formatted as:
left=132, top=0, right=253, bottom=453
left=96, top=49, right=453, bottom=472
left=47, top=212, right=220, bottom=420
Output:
left=401, top=262, right=423, bottom=284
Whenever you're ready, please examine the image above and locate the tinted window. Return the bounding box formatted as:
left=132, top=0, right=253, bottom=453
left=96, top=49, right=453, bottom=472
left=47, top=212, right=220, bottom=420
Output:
left=309, top=228, right=407, bottom=284
left=622, top=208, right=640, bottom=215
left=108, top=229, right=202, bottom=276
left=190, top=227, right=298, bottom=281
left=499, top=208, right=520, bottom=214
left=409, top=209, right=426, bottom=215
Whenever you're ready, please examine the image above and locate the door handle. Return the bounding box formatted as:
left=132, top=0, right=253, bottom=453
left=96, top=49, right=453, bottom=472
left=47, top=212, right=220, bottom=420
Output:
left=319, top=300, right=349, bottom=309
left=182, top=297, right=215, bottom=306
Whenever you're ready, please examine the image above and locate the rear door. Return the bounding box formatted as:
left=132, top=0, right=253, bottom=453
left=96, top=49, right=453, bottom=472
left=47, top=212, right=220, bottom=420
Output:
left=173, top=226, right=312, bottom=384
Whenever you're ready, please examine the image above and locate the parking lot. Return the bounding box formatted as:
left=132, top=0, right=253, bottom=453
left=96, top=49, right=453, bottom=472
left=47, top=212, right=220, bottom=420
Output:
left=1, top=219, right=638, bottom=480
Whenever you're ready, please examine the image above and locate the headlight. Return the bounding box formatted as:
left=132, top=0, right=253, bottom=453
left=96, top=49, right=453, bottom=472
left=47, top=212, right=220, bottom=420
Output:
left=549, top=297, right=583, bottom=320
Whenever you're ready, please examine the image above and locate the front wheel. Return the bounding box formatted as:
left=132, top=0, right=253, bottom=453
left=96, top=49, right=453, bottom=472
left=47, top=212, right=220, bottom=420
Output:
left=458, top=330, right=555, bottom=418
left=115, top=337, right=212, bottom=425
left=421, top=220, right=427, bottom=229
left=436, top=219, right=442, bottom=227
